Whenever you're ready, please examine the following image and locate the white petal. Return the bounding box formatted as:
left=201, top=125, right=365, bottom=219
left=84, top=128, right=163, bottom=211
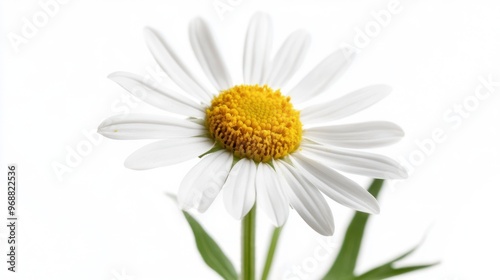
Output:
left=266, top=30, right=311, bottom=89
left=289, top=49, right=355, bottom=104
left=304, top=121, right=404, bottom=148
left=108, top=72, right=205, bottom=118
left=189, top=18, right=232, bottom=90
left=143, top=27, right=213, bottom=103
left=124, top=137, right=213, bottom=170
left=223, top=159, right=257, bottom=219
left=178, top=150, right=232, bottom=212
left=290, top=154, right=379, bottom=214
left=98, top=114, right=206, bottom=140
left=255, top=163, right=289, bottom=226
left=243, top=12, right=273, bottom=85
left=301, top=85, right=391, bottom=125
left=301, top=143, right=408, bottom=179
left=275, top=160, right=334, bottom=236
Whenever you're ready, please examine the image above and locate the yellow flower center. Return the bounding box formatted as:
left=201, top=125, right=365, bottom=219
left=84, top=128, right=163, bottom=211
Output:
left=206, top=84, right=302, bottom=162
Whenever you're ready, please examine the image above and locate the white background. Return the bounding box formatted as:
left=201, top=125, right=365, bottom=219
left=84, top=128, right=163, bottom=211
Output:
left=1, top=0, right=500, bottom=279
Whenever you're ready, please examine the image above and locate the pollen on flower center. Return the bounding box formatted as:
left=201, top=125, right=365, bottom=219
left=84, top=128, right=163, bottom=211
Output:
left=206, top=84, right=302, bottom=162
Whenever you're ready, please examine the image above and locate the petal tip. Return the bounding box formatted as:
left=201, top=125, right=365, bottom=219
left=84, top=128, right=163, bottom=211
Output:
left=96, top=124, right=106, bottom=136
left=143, top=26, right=154, bottom=34
left=399, top=170, right=409, bottom=179
left=189, top=17, right=206, bottom=28
left=252, top=11, right=271, bottom=22
left=123, top=156, right=144, bottom=171
left=389, top=167, right=409, bottom=180
left=370, top=202, right=381, bottom=214
left=322, top=225, right=335, bottom=236
left=107, top=71, right=128, bottom=81
left=142, top=26, right=157, bottom=42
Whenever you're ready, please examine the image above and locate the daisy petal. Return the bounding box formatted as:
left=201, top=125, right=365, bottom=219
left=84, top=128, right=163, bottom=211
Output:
left=124, top=137, right=213, bottom=170
left=289, top=49, right=355, bottom=104
left=143, top=27, right=213, bottom=103
left=178, top=150, right=232, bottom=212
left=223, top=159, right=257, bottom=219
left=98, top=114, right=206, bottom=140
left=266, top=30, right=311, bottom=89
left=290, top=154, right=379, bottom=214
left=275, top=160, right=334, bottom=236
left=301, top=84, right=392, bottom=124
left=255, top=163, right=289, bottom=226
left=189, top=18, right=232, bottom=90
left=301, top=143, right=408, bottom=179
left=304, top=121, right=404, bottom=148
left=243, top=12, right=273, bottom=85
left=108, top=72, right=204, bottom=118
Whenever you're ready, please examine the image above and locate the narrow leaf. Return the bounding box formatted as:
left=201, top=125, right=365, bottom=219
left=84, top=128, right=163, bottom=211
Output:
left=261, top=226, right=284, bottom=280
left=355, top=243, right=439, bottom=279
left=183, top=211, right=238, bottom=280
left=356, top=264, right=438, bottom=280
left=322, top=179, right=385, bottom=280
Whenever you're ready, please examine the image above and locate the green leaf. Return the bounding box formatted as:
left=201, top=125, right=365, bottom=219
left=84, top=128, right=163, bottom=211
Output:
left=261, top=226, right=284, bottom=280
left=355, top=263, right=438, bottom=280
left=355, top=243, right=439, bottom=280
left=322, top=179, right=385, bottom=280
left=182, top=211, right=238, bottom=280
left=166, top=194, right=237, bottom=280
left=321, top=179, right=438, bottom=279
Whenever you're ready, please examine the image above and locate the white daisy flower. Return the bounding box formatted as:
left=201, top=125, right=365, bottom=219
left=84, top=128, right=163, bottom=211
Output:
left=98, top=12, right=407, bottom=236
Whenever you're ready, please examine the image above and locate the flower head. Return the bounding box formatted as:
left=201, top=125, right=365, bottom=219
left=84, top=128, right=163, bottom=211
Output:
left=99, top=12, right=407, bottom=235
left=206, top=84, right=302, bottom=162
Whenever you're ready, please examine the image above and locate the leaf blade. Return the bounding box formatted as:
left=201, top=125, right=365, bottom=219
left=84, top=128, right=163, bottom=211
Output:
left=355, top=243, right=439, bottom=279
left=322, top=179, right=385, bottom=280
left=356, top=263, right=439, bottom=280
left=182, top=211, right=238, bottom=280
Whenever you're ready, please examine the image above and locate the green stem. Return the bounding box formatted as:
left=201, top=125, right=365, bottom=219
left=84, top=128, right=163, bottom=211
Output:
left=261, top=226, right=283, bottom=280
left=242, top=206, right=256, bottom=280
